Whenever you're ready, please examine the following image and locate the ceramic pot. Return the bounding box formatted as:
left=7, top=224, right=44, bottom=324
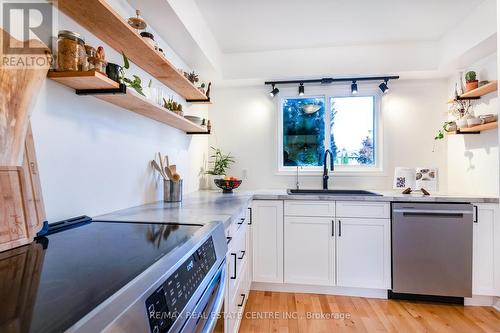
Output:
left=465, top=80, right=478, bottom=92
left=467, top=117, right=482, bottom=127
left=456, top=118, right=469, bottom=129
left=106, top=63, right=123, bottom=83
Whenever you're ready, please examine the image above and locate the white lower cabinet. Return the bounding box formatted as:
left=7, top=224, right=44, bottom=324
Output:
left=336, top=218, right=391, bottom=289
left=472, top=203, right=500, bottom=296
left=251, top=200, right=284, bottom=283
left=284, top=216, right=335, bottom=285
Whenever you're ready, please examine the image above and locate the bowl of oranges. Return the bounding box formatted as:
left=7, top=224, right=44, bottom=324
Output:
left=214, top=176, right=242, bottom=193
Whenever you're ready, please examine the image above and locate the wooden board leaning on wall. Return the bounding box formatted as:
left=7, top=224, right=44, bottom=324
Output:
left=1, top=28, right=49, bottom=252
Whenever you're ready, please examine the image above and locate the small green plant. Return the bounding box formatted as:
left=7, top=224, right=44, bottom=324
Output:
left=434, top=121, right=455, bottom=140
left=206, top=146, right=235, bottom=176
left=465, top=71, right=477, bottom=82
left=121, top=52, right=145, bottom=96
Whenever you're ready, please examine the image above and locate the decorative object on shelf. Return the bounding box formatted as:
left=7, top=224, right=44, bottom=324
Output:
left=467, top=116, right=482, bottom=127
left=163, top=97, right=184, bottom=115
left=465, top=71, right=478, bottom=92
left=198, top=83, right=206, bottom=94
left=57, top=30, right=86, bottom=71
left=121, top=52, right=145, bottom=96
left=184, top=115, right=204, bottom=126
left=140, top=31, right=155, bottom=48
left=435, top=98, right=473, bottom=140
left=128, top=9, right=147, bottom=31
left=479, top=114, right=497, bottom=124
left=184, top=71, right=199, bottom=84
left=214, top=178, right=242, bottom=193
left=206, top=82, right=212, bottom=98
left=105, top=63, right=123, bottom=83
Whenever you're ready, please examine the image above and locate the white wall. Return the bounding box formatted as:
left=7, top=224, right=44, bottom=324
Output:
left=30, top=0, right=208, bottom=221
left=209, top=79, right=448, bottom=191
left=447, top=53, right=499, bottom=196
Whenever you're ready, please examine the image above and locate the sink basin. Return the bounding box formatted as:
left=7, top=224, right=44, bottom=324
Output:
left=287, top=189, right=382, bottom=196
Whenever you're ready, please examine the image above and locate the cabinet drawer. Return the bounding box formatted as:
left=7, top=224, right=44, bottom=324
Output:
left=285, top=201, right=335, bottom=217
left=227, top=224, right=248, bottom=301
left=336, top=201, right=389, bottom=218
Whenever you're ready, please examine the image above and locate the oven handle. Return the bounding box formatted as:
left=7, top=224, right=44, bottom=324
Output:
left=197, top=262, right=226, bottom=333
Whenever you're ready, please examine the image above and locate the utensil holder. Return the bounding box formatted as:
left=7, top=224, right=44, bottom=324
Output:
left=164, top=179, right=182, bottom=202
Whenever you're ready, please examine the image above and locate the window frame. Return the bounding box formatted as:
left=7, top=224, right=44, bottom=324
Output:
left=276, top=85, right=384, bottom=176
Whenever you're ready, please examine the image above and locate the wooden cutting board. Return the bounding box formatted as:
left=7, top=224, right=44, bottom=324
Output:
left=0, top=28, right=49, bottom=252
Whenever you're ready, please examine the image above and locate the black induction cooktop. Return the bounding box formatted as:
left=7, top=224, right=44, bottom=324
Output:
left=0, top=219, right=203, bottom=333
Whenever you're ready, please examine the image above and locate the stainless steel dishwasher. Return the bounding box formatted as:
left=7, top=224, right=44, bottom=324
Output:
left=391, top=202, right=474, bottom=301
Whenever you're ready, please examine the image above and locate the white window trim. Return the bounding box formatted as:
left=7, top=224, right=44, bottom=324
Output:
left=276, top=85, right=384, bottom=177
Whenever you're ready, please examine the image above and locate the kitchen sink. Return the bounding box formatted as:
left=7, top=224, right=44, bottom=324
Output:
left=287, top=189, right=382, bottom=196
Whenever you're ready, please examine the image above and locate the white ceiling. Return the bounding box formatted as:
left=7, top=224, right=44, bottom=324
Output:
left=194, top=0, right=485, bottom=53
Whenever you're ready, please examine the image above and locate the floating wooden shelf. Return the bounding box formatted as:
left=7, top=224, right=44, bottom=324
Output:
left=447, top=81, right=497, bottom=103
left=54, top=0, right=210, bottom=102
left=448, top=121, right=498, bottom=135
left=48, top=70, right=119, bottom=90
left=48, top=71, right=209, bottom=133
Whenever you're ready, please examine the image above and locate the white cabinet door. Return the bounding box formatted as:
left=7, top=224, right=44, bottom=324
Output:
left=473, top=203, right=500, bottom=296
left=284, top=216, right=335, bottom=285
left=252, top=200, right=284, bottom=283
left=336, top=218, right=391, bottom=289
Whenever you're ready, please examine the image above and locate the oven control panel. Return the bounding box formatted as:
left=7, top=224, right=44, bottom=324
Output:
left=145, top=237, right=216, bottom=333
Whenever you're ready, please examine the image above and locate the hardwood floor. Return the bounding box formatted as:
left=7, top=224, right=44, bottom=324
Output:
left=239, top=291, right=500, bottom=333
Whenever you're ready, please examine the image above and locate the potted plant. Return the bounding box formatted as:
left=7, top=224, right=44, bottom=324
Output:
left=465, top=71, right=478, bottom=92
left=434, top=99, right=473, bottom=140
left=206, top=146, right=235, bottom=189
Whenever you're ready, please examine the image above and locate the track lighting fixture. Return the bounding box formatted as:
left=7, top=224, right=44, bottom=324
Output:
left=265, top=75, right=398, bottom=97
left=351, top=81, right=358, bottom=95
left=379, top=79, right=389, bottom=94
left=298, top=83, right=305, bottom=96
left=269, top=84, right=279, bottom=97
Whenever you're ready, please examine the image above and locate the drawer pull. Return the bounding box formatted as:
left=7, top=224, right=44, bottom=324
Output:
left=238, top=250, right=246, bottom=260
left=226, top=236, right=232, bottom=244
left=248, top=207, right=252, bottom=225
left=338, top=220, right=342, bottom=237
left=230, top=253, right=237, bottom=280
left=238, top=294, right=246, bottom=307
left=238, top=218, right=245, bottom=225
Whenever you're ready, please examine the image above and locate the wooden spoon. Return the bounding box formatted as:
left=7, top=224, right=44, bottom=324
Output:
left=169, top=164, right=177, bottom=173
left=164, top=166, right=174, bottom=180
left=151, top=160, right=167, bottom=179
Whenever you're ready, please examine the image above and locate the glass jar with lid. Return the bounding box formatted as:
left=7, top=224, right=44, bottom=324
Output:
left=57, top=30, right=86, bottom=71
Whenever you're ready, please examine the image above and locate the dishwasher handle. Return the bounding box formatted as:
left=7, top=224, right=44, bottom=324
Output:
left=393, top=208, right=473, bottom=218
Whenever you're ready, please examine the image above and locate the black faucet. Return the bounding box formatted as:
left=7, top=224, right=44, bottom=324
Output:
left=323, top=149, right=334, bottom=190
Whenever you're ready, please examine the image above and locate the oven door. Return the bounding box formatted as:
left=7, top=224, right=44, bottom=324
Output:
left=180, top=260, right=226, bottom=333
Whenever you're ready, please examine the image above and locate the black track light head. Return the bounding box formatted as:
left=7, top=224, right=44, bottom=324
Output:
left=269, top=84, right=280, bottom=97
left=351, top=81, right=358, bottom=95
left=379, top=79, right=389, bottom=94
left=298, top=83, right=305, bottom=96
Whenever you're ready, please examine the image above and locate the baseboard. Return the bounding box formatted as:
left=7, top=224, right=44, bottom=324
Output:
left=464, top=295, right=497, bottom=307
left=251, top=282, right=387, bottom=299
left=494, top=297, right=500, bottom=311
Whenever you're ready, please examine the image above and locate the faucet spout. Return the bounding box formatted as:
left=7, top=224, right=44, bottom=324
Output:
left=323, top=149, right=334, bottom=190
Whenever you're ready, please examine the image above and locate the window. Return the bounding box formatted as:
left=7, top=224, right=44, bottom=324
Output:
left=280, top=94, right=378, bottom=172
